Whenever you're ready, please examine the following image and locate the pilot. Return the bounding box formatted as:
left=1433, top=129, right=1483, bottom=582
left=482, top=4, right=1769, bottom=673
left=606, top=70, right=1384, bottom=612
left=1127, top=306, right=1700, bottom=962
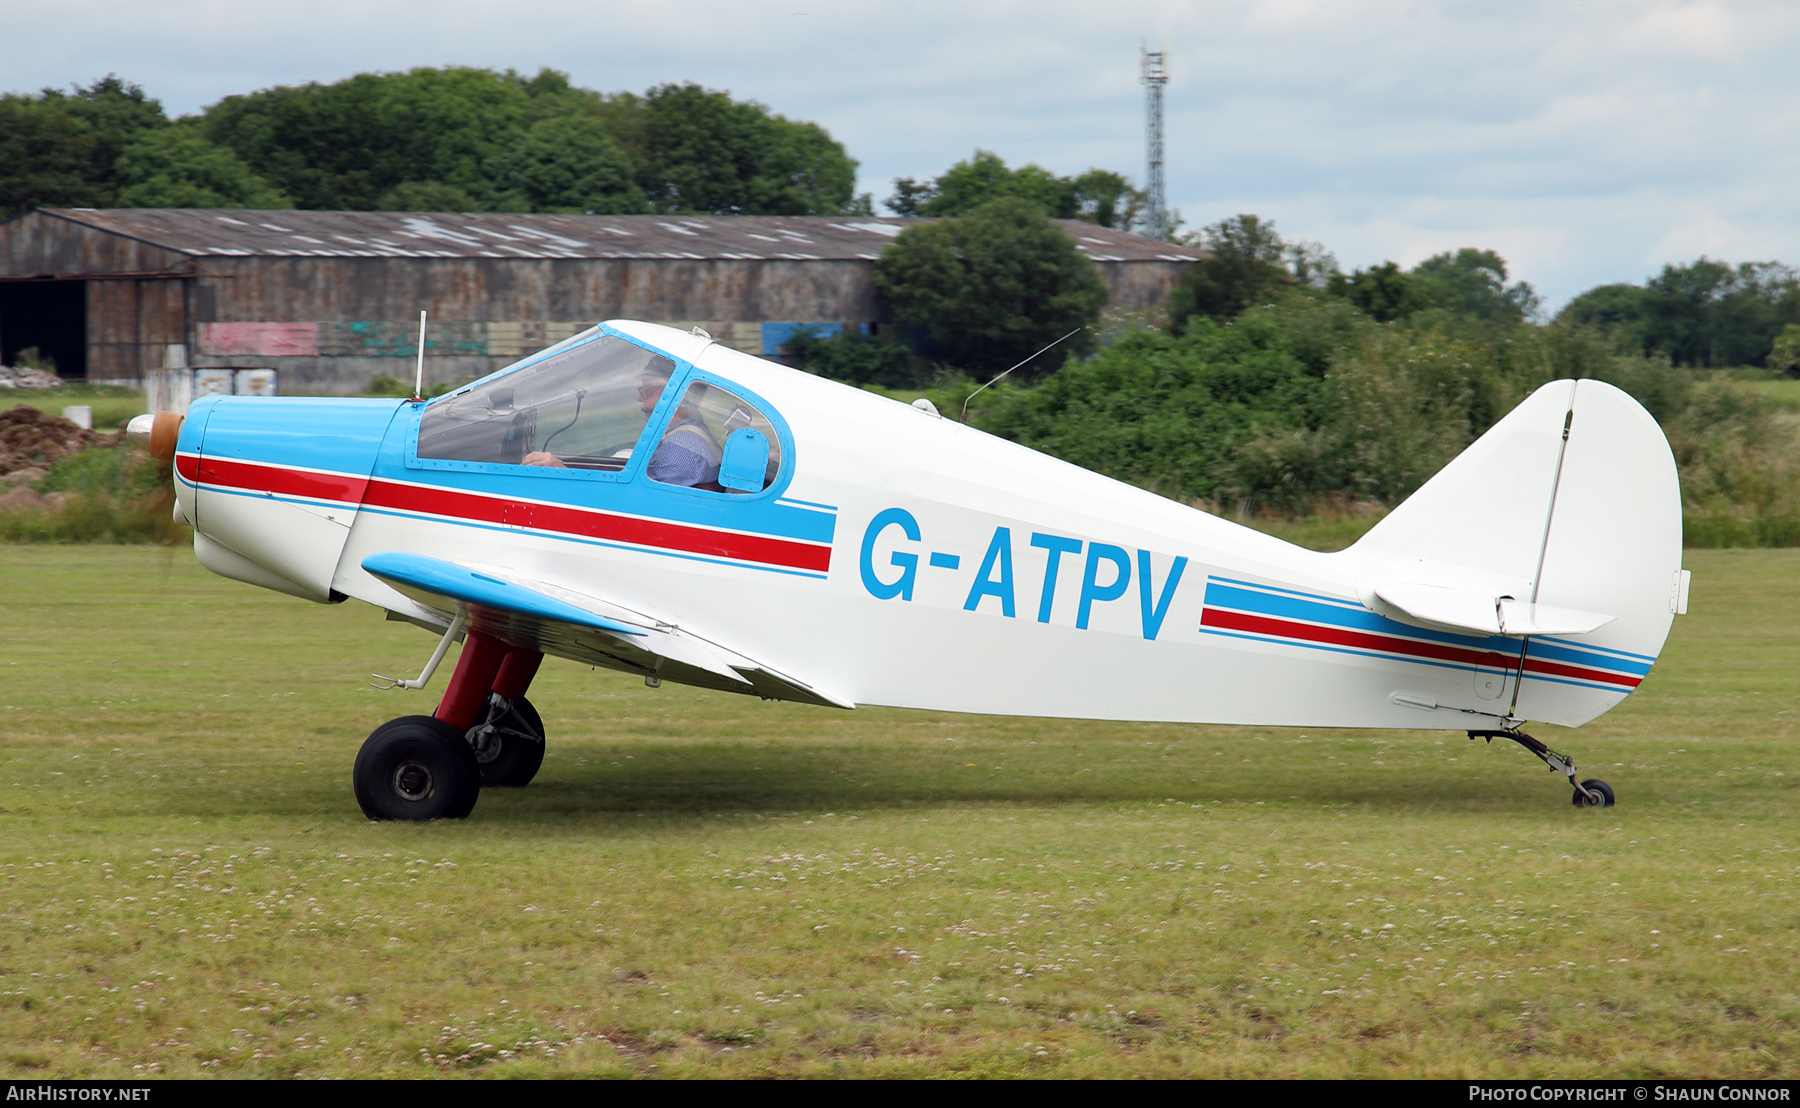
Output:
left=523, top=365, right=721, bottom=488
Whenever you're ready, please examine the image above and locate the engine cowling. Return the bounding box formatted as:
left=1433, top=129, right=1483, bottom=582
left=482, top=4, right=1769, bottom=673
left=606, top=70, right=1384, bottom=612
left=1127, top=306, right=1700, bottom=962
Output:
left=174, top=395, right=404, bottom=603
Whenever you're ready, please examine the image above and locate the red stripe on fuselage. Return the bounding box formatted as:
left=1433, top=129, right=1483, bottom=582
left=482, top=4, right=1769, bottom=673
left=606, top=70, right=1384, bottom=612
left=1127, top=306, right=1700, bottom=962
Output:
left=1203, top=608, right=1519, bottom=671
left=1520, top=656, right=1642, bottom=689
left=358, top=480, right=831, bottom=572
left=1202, top=607, right=1640, bottom=689
left=183, top=454, right=370, bottom=504
left=180, top=453, right=831, bottom=573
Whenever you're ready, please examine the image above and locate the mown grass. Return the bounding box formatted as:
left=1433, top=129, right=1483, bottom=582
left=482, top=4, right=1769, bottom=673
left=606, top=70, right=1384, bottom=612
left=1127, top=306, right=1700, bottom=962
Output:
left=3, top=386, right=146, bottom=431
left=1, top=551, right=1796, bottom=1079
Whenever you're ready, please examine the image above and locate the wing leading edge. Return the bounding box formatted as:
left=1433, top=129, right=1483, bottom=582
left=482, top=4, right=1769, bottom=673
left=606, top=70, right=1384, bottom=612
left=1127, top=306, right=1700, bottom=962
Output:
left=362, top=552, right=853, bottom=709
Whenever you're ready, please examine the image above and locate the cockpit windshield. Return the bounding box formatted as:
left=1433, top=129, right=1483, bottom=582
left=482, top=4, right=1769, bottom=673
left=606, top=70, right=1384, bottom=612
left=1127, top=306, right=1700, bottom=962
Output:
left=416, top=333, right=677, bottom=470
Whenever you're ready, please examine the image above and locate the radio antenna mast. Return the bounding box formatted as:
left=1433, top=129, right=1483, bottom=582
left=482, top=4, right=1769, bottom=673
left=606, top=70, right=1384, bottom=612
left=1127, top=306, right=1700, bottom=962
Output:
left=1140, top=39, right=1170, bottom=241
left=412, top=311, right=427, bottom=401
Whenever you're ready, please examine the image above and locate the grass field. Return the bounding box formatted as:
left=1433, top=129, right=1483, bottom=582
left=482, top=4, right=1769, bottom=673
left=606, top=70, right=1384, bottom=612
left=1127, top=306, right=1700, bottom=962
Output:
left=3, top=386, right=147, bottom=432
left=1740, top=378, right=1800, bottom=411
left=1, top=547, right=1796, bottom=1078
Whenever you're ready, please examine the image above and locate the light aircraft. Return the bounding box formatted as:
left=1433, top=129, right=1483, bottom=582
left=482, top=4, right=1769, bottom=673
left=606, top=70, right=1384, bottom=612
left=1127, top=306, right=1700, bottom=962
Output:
left=131, top=321, right=1690, bottom=820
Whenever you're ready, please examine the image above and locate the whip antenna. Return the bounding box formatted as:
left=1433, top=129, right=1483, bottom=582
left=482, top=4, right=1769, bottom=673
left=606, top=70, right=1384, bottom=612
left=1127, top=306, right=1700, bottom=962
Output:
left=960, top=326, right=1083, bottom=423
left=412, top=311, right=428, bottom=401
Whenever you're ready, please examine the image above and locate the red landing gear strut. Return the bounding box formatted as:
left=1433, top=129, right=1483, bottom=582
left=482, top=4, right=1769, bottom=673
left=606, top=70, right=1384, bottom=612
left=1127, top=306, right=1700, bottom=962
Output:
left=436, top=631, right=547, bottom=791
left=353, top=629, right=549, bottom=822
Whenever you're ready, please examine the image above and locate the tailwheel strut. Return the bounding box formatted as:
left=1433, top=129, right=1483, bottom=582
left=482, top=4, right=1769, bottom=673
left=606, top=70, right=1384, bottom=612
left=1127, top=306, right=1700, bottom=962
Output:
left=1467, top=729, right=1615, bottom=808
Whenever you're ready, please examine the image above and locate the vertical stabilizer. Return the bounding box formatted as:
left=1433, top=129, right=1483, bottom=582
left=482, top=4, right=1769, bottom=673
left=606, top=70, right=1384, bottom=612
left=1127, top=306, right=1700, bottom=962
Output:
left=1345, top=379, right=1682, bottom=727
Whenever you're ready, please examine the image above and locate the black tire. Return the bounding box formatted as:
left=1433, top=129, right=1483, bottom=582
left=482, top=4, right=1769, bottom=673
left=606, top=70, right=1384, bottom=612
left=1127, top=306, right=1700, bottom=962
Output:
left=1572, top=778, right=1616, bottom=808
left=472, top=695, right=546, bottom=788
left=353, top=715, right=481, bottom=821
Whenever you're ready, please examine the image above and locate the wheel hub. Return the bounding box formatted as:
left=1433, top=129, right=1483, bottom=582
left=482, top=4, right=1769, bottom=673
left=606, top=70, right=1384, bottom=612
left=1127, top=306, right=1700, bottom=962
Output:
left=468, top=725, right=503, bottom=764
left=392, top=760, right=434, bottom=801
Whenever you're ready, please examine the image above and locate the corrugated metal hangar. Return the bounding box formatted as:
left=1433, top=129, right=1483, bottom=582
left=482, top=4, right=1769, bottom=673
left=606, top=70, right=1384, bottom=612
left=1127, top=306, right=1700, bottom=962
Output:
left=0, top=209, right=1206, bottom=392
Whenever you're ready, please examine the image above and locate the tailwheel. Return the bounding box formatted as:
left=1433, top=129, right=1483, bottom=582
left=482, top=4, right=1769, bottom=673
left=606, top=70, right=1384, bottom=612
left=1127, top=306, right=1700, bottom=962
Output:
left=1572, top=778, right=1616, bottom=808
left=1468, top=729, right=1618, bottom=808
left=354, top=715, right=482, bottom=821
left=467, top=694, right=546, bottom=788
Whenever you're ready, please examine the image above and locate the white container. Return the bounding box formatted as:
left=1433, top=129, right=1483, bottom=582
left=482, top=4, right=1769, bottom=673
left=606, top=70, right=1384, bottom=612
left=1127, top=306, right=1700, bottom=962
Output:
left=144, top=368, right=195, bottom=414
left=61, top=405, right=93, bottom=429
left=194, top=369, right=234, bottom=398
left=235, top=369, right=278, bottom=396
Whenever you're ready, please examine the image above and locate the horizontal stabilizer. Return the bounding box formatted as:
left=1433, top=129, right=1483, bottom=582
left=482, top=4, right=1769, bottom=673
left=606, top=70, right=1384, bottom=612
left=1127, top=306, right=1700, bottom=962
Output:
left=1497, top=598, right=1615, bottom=637
left=1375, top=582, right=1613, bottom=638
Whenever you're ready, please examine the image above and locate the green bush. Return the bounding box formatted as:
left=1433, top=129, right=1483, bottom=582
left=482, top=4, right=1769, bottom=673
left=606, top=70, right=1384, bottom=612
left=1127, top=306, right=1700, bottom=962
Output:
left=1, top=445, right=187, bottom=544
left=971, top=308, right=1323, bottom=506
left=784, top=327, right=917, bottom=389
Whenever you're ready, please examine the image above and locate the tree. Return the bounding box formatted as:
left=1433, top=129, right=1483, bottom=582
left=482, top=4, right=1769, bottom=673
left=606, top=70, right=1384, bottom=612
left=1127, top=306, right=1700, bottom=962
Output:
left=199, top=67, right=554, bottom=211
left=113, top=127, right=292, bottom=208
left=1327, top=262, right=1434, bottom=323
left=1070, top=169, right=1143, bottom=230
left=884, top=178, right=935, bottom=218
left=1167, top=214, right=1293, bottom=330
left=0, top=76, right=167, bottom=217
left=1559, top=282, right=1649, bottom=347
left=885, top=151, right=1143, bottom=228
left=872, top=198, right=1110, bottom=378
left=375, top=181, right=482, bottom=212
left=488, top=115, right=642, bottom=214
left=1770, top=324, right=1800, bottom=377
left=191, top=68, right=861, bottom=216
left=1560, top=259, right=1800, bottom=367
left=912, top=150, right=1075, bottom=218
left=1410, top=248, right=1539, bottom=322
left=633, top=83, right=863, bottom=215
left=2, top=68, right=863, bottom=218
left=0, top=94, right=95, bottom=217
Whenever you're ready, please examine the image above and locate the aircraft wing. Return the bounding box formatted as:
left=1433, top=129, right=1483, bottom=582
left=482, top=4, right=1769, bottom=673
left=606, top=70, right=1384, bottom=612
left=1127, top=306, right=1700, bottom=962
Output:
left=362, top=552, right=854, bottom=709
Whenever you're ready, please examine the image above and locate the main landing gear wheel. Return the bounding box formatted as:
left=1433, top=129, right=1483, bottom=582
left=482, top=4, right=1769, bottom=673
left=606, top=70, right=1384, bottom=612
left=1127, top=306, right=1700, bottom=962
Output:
left=354, top=715, right=482, bottom=821
left=1468, top=729, right=1619, bottom=808
left=468, top=694, right=545, bottom=788
left=1573, top=778, right=1616, bottom=808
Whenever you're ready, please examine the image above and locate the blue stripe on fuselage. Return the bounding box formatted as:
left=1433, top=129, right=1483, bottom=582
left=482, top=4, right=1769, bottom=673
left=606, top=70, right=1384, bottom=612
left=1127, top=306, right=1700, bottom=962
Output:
left=1206, top=579, right=1649, bottom=679
left=1203, top=580, right=1520, bottom=656
left=1523, top=638, right=1653, bottom=677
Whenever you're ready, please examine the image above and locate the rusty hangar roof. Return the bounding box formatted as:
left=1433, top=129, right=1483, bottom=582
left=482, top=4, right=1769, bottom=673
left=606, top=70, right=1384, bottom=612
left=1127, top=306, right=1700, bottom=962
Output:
left=30, top=209, right=1207, bottom=265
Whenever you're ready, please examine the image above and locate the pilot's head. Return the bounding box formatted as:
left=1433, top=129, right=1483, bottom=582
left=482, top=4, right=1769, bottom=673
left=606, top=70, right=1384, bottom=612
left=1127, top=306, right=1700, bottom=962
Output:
left=638, top=362, right=675, bottom=416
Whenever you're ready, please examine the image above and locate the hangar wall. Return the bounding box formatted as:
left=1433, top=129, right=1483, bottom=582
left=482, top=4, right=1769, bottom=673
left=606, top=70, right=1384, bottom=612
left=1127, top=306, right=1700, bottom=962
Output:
left=0, top=210, right=1204, bottom=393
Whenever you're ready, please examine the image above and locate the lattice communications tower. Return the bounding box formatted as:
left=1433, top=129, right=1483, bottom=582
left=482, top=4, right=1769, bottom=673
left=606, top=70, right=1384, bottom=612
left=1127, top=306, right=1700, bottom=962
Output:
left=1140, top=39, right=1169, bottom=241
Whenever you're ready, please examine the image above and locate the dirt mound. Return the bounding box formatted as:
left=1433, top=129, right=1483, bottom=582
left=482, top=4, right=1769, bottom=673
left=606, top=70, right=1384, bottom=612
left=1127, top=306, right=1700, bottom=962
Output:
left=0, top=365, right=63, bottom=389
left=1, top=404, right=126, bottom=481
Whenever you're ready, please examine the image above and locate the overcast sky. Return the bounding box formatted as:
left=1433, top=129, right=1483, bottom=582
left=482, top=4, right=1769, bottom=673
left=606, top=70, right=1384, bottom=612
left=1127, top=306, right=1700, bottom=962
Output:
left=5, top=0, right=1797, bottom=309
